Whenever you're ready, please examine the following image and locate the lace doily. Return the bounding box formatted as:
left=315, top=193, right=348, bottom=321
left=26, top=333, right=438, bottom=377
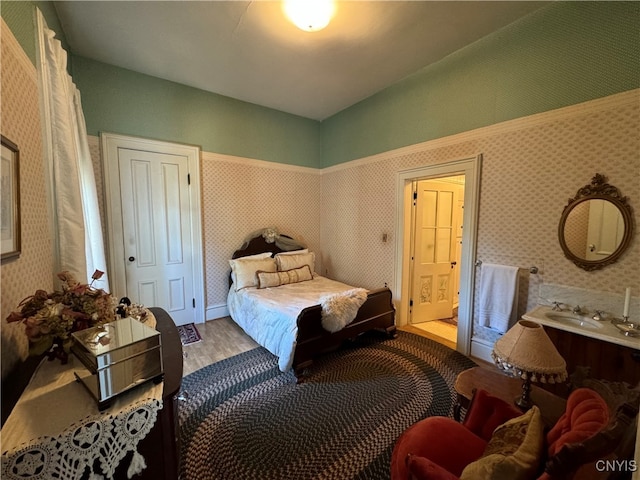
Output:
left=1, top=397, right=161, bottom=479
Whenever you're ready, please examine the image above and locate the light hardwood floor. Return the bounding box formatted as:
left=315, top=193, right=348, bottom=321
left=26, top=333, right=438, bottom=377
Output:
left=408, top=320, right=457, bottom=349
left=181, top=317, right=454, bottom=377
left=181, top=317, right=259, bottom=376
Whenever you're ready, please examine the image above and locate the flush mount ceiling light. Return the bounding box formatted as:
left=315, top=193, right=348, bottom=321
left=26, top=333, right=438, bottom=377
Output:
left=283, top=0, right=335, bottom=32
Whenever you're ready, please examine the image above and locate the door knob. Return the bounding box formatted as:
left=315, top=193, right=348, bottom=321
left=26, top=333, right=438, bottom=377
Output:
left=128, top=256, right=135, bottom=262
left=451, top=261, right=457, bottom=269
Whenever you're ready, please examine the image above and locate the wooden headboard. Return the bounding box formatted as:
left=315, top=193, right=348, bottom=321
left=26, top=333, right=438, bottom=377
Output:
left=231, top=234, right=296, bottom=259
left=229, top=233, right=305, bottom=287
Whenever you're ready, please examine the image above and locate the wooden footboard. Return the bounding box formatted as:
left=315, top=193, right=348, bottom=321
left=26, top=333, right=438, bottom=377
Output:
left=292, top=287, right=396, bottom=378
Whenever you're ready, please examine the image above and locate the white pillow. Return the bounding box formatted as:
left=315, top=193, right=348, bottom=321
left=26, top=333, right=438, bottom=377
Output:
left=275, top=252, right=315, bottom=276
left=230, top=252, right=273, bottom=284
left=238, top=252, right=273, bottom=260
left=275, top=248, right=308, bottom=256
left=229, top=256, right=277, bottom=290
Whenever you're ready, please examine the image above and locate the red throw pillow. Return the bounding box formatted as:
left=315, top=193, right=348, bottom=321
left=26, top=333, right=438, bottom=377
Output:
left=463, top=389, right=522, bottom=441
left=545, top=388, right=609, bottom=457
left=391, top=416, right=487, bottom=479
left=406, top=455, right=460, bottom=480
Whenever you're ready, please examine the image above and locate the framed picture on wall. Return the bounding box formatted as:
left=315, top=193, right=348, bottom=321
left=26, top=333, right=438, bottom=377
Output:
left=1, top=135, right=21, bottom=261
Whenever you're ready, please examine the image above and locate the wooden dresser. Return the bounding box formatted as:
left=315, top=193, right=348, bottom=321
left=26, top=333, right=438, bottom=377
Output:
left=1, top=308, right=183, bottom=480
left=114, top=307, right=183, bottom=480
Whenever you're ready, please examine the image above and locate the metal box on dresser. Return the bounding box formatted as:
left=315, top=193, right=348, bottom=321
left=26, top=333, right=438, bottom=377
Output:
left=71, top=317, right=164, bottom=410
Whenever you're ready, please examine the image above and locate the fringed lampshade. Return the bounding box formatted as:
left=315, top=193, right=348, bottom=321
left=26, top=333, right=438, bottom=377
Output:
left=491, top=320, right=567, bottom=409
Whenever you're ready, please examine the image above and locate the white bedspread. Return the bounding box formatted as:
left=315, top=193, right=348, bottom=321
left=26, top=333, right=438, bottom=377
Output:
left=227, top=276, right=367, bottom=372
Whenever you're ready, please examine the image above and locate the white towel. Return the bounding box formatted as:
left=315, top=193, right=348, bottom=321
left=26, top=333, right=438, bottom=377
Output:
left=478, top=263, right=519, bottom=333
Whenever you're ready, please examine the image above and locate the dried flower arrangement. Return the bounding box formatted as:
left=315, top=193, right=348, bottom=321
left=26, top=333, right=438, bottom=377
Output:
left=6, top=270, right=133, bottom=363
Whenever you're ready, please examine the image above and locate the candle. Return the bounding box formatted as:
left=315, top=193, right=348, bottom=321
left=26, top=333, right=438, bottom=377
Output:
left=623, top=287, right=631, bottom=318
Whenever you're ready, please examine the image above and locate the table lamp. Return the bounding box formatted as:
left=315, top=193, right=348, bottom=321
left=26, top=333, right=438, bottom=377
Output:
left=491, top=320, right=567, bottom=409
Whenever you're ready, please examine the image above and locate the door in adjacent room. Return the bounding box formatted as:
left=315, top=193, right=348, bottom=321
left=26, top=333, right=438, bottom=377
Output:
left=410, top=178, right=463, bottom=322
left=397, top=156, right=480, bottom=356
left=409, top=176, right=465, bottom=347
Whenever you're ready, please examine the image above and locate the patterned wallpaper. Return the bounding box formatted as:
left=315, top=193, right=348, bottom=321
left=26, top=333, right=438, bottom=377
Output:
left=1, top=21, right=54, bottom=374
left=199, top=154, right=321, bottom=307
left=86, top=90, right=638, bottom=337
left=3, top=12, right=637, bottom=369
left=86, top=144, right=322, bottom=312
left=321, top=157, right=399, bottom=288
left=321, top=90, right=639, bottom=345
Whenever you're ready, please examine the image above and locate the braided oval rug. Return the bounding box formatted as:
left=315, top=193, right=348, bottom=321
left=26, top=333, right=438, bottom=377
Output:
left=178, top=331, right=476, bottom=480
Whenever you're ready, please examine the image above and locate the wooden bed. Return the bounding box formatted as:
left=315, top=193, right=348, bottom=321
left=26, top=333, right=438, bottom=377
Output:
left=230, top=233, right=397, bottom=378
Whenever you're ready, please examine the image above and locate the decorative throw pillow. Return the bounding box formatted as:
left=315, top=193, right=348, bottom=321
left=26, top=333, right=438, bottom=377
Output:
left=275, top=252, right=315, bottom=275
left=257, top=265, right=313, bottom=288
left=460, top=406, right=544, bottom=480
left=463, top=389, right=523, bottom=441
left=545, top=388, right=609, bottom=458
left=229, top=256, right=277, bottom=290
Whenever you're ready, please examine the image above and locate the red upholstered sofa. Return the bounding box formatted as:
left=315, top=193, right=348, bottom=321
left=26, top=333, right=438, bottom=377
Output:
left=391, top=387, right=634, bottom=480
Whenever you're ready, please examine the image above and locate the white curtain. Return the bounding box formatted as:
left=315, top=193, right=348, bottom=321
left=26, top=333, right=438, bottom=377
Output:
left=37, top=11, right=109, bottom=290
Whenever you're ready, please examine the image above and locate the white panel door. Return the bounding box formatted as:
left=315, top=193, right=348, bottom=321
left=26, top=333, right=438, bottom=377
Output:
left=118, top=148, right=195, bottom=325
left=410, top=180, right=458, bottom=323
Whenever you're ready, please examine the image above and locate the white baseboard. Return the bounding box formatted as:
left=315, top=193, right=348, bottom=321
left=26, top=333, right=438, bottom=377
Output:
left=206, top=303, right=229, bottom=322
left=470, top=337, right=494, bottom=364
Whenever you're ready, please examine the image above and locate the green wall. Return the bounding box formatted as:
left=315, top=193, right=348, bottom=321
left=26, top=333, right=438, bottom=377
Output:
left=1, top=0, right=322, bottom=168
left=1, top=1, right=69, bottom=65
left=72, top=56, right=322, bottom=168
left=321, top=2, right=640, bottom=167
left=3, top=2, right=639, bottom=169
left=1, top=1, right=37, bottom=64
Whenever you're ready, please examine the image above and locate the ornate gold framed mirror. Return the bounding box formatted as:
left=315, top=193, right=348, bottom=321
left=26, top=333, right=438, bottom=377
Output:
left=559, top=174, right=634, bottom=271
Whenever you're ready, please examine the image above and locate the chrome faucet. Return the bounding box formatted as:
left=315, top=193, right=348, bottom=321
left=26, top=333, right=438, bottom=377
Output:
left=551, top=302, right=563, bottom=311
left=572, top=305, right=583, bottom=315
left=592, top=310, right=604, bottom=321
